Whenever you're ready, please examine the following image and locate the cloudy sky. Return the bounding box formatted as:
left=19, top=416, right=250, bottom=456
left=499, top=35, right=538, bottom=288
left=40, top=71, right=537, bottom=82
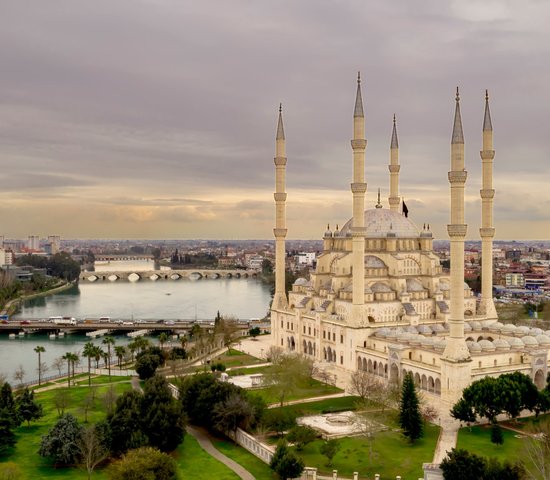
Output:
left=1, top=0, right=549, bottom=240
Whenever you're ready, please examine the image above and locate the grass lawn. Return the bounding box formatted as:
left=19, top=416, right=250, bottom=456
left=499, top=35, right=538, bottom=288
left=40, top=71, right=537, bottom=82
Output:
left=294, top=423, right=440, bottom=479
left=213, top=349, right=264, bottom=368
left=212, top=438, right=277, bottom=480
left=74, top=375, right=133, bottom=386
left=254, top=379, right=343, bottom=405
left=227, top=365, right=272, bottom=377
left=175, top=434, right=239, bottom=480
left=271, top=396, right=361, bottom=416
left=456, top=425, right=527, bottom=463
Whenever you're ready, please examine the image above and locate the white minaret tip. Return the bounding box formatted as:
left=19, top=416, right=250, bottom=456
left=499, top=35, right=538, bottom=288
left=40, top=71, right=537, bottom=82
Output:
left=390, top=114, right=398, bottom=149
left=451, top=87, right=464, bottom=145
left=483, top=90, right=493, bottom=132
left=354, top=72, right=364, bottom=118
left=276, top=103, right=285, bottom=140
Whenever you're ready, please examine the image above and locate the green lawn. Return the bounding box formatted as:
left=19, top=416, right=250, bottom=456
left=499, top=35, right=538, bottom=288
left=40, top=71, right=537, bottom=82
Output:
left=271, top=396, right=361, bottom=416
left=213, top=349, right=264, bottom=368
left=294, top=424, right=440, bottom=479
left=212, top=438, right=277, bottom=480
left=74, top=375, right=133, bottom=386
left=227, top=365, right=272, bottom=377
left=456, top=425, right=527, bottom=463
left=175, top=435, right=239, bottom=480
left=254, top=379, right=343, bottom=405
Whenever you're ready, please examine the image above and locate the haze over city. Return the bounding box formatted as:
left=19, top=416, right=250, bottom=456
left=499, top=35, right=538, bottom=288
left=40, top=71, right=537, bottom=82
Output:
left=1, top=0, right=549, bottom=240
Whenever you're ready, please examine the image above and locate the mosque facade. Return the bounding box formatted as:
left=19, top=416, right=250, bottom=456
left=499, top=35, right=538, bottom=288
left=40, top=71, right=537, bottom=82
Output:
left=270, top=76, right=550, bottom=406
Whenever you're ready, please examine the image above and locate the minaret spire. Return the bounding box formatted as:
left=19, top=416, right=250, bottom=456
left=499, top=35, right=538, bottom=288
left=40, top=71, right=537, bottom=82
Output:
left=388, top=114, right=400, bottom=211
left=351, top=72, right=367, bottom=323
left=480, top=90, right=497, bottom=320
left=273, top=104, right=288, bottom=311
left=441, top=86, right=471, bottom=406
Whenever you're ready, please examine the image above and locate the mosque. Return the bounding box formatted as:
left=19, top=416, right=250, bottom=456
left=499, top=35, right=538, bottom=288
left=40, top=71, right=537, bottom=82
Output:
left=270, top=75, right=550, bottom=407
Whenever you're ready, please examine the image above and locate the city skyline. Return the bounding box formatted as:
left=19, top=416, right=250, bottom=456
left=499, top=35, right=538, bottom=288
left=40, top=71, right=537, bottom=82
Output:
left=1, top=1, right=549, bottom=240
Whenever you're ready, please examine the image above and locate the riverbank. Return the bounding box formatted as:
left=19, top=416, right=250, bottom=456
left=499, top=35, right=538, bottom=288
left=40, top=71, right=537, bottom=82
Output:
left=2, top=281, right=74, bottom=316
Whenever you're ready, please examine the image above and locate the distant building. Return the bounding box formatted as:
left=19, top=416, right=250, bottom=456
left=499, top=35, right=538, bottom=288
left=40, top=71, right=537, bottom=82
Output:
left=47, top=235, right=61, bottom=254
left=0, top=248, right=13, bottom=267
left=505, top=272, right=524, bottom=288
left=27, top=235, right=40, bottom=251
left=295, top=252, right=316, bottom=266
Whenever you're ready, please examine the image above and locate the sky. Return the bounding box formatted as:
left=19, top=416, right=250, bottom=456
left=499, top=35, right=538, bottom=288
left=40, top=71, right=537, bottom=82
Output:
left=1, top=0, right=549, bottom=240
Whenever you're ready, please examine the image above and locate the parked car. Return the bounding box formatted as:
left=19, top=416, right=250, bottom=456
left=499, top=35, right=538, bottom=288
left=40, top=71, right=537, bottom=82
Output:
left=20, top=320, right=31, bottom=325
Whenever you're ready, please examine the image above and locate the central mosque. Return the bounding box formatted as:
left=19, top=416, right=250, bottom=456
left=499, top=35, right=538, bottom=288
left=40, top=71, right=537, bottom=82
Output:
left=270, top=75, right=550, bottom=406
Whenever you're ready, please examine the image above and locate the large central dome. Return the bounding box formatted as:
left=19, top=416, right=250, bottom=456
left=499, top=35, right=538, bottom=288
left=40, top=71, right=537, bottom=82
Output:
left=340, top=207, right=419, bottom=238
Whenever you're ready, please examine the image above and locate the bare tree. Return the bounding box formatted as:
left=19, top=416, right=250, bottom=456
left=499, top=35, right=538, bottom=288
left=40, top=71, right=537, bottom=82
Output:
left=102, top=385, right=117, bottom=416
left=264, top=353, right=314, bottom=407
left=54, top=389, right=70, bottom=417
left=79, top=425, right=109, bottom=480
left=349, top=370, right=387, bottom=407
left=13, top=364, right=25, bottom=385
left=52, top=357, right=64, bottom=376
left=317, top=369, right=335, bottom=387
left=522, top=418, right=550, bottom=480
left=81, top=392, right=96, bottom=423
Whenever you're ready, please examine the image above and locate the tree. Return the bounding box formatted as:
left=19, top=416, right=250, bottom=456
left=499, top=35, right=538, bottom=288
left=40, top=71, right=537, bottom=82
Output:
left=0, top=410, right=17, bottom=454
left=82, top=342, right=96, bottom=386
left=102, top=385, right=118, bottom=416
left=398, top=372, right=423, bottom=443
left=158, top=332, right=169, bottom=350
left=349, top=370, right=386, bottom=408
left=102, top=336, right=116, bottom=382
left=135, top=353, right=162, bottom=380
left=286, top=425, right=317, bottom=451
left=450, top=398, right=476, bottom=427
left=490, top=424, right=504, bottom=445
left=249, top=327, right=261, bottom=339
left=12, top=364, right=25, bottom=385
left=52, top=356, right=64, bottom=376
left=320, top=439, right=340, bottom=467
left=62, top=352, right=79, bottom=387
left=34, top=345, right=46, bottom=386
left=0, top=382, right=19, bottom=424
left=114, top=345, right=127, bottom=369
left=270, top=441, right=304, bottom=480
left=264, top=353, right=314, bottom=407
left=522, top=417, right=550, bottom=480
left=213, top=392, right=256, bottom=437
left=16, top=387, right=43, bottom=427
left=79, top=423, right=110, bottom=480
left=108, top=391, right=148, bottom=456
left=54, top=388, right=70, bottom=417
left=107, top=446, right=178, bottom=480
left=440, top=449, right=488, bottom=480
left=39, top=413, right=83, bottom=465
left=263, top=408, right=297, bottom=437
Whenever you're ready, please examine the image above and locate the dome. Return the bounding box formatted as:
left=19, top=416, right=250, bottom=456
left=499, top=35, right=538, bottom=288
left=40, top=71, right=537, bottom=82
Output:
left=375, top=327, right=390, bottom=338
left=371, top=282, right=393, bottom=293
left=508, top=337, right=524, bottom=348
left=536, top=334, right=550, bottom=345
left=405, top=326, right=419, bottom=334
left=439, top=281, right=450, bottom=291
left=418, top=325, right=433, bottom=334
left=340, top=208, right=420, bottom=238
left=294, top=277, right=309, bottom=286
left=406, top=279, right=425, bottom=292
left=493, top=339, right=510, bottom=350
left=502, top=324, right=517, bottom=333
left=521, top=335, right=538, bottom=346
left=469, top=321, right=482, bottom=331
left=479, top=340, right=496, bottom=351
left=490, top=322, right=504, bottom=331
left=464, top=323, right=472, bottom=332
left=432, top=324, right=445, bottom=333
left=516, top=326, right=530, bottom=335
left=365, top=255, right=386, bottom=268
left=530, top=328, right=543, bottom=336
left=467, top=341, right=482, bottom=352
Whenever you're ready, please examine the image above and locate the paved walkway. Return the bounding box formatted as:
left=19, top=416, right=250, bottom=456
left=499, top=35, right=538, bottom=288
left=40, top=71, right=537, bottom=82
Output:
left=267, top=392, right=348, bottom=409
left=187, top=426, right=256, bottom=480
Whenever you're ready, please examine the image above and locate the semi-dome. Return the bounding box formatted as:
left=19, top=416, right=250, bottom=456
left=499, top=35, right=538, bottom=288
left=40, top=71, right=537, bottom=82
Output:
left=371, top=282, right=393, bottom=293
left=406, top=279, right=425, bottom=292
left=340, top=208, right=420, bottom=238
left=365, top=255, right=386, bottom=268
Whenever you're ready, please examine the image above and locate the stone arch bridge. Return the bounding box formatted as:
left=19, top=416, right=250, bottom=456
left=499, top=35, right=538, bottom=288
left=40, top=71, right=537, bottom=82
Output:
left=80, top=269, right=258, bottom=282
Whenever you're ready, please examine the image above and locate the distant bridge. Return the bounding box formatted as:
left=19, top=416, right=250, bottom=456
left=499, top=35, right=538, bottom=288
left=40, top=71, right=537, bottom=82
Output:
left=79, top=269, right=258, bottom=282
left=95, top=254, right=154, bottom=262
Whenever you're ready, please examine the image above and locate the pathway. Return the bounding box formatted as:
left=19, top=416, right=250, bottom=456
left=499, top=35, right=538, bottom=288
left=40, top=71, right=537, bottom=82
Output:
left=267, top=392, right=348, bottom=409
left=186, top=426, right=256, bottom=480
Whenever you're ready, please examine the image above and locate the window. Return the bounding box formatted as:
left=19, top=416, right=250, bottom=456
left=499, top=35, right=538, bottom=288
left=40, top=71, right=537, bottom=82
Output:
left=308, top=327, right=311, bottom=335
left=340, top=356, right=343, bottom=365
left=340, top=335, right=344, bottom=344
left=323, top=331, right=326, bottom=339
left=303, top=325, right=306, bottom=334
left=408, top=352, right=412, bottom=360
left=333, top=333, right=336, bottom=341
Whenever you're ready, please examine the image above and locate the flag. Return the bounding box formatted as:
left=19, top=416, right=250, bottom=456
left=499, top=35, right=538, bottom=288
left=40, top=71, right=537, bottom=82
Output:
left=403, top=200, right=409, bottom=218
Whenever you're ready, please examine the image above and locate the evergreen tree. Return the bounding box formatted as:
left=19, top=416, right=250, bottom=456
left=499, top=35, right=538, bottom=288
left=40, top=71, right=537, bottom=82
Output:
left=17, top=387, right=43, bottom=427
left=490, top=423, right=503, bottom=445
left=270, top=441, right=304, bottom=480
left=398, top=372, right=423, bottom=443
left=39, top=413, right=83, bottom=465
left=0, top=409, right=17, bottom=453
left=0, top=382, right=20, bottom=427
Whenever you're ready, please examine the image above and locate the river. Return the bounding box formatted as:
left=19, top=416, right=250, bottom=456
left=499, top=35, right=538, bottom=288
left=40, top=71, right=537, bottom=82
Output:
left=0, top=261, right=272, bottom=383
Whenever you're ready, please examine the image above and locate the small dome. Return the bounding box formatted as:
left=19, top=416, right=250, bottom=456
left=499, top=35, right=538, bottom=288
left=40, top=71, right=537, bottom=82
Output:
left=420, top=336, right=435, bottom=347
left=433, top=339, right=447, bottom=351
left=493, top=339, right=510, bottom=350
left=516, top=326, right=530, bottom=335
left=464, top=282, right=471, bottom=290
left=418, top=325, right=433, bottom=334
left=467, top=341, right=482, bottom=352
left=439, top=281, right=450, bottom=291
left=406, top=279, right=425, bottom=292
left=386, top=329, right=399, bottom=338
left=530, top=328, right=543, bottom=336
left=365, top=255, right=386, bottom=268
left=374, top=327, right=390, bottom=338
left=521, top=335, right=538, bottom=346
left=508, top=337, right=524, bottom=348
left=464, top=323, right=472, bottom=332
left=536, top=334, right=550, bottom=346
left=469, top=321, right=482, bottom=331
left=490, top=321, right=504, bottom=331
left=479, top=340, right=496, bottom=351
left=502, top=324, right=517, bottom=333
left=432, top=324, right=445, bottom=333
left=294, top=277, right=309, bottom=286
left=371, top=282, right=393, bottom=293
left=405, top=326, right=419, bottom=334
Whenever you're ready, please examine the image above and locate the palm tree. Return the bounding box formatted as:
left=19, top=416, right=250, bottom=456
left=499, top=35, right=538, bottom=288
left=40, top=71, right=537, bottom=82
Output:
left=114, top=345, right=127, bottom=369
left=102, top=336, right=116, bottom=381
left=34, top=345, right=46, bottom=386
left=92, top=346, right=104, bottom=369
left=159, top=332, right=168, bottom=350
left=82, top=342, right=95, bottom=386
left=128, top=340, right=138, bottom=362
left=62, top=352, right=78, bottom=387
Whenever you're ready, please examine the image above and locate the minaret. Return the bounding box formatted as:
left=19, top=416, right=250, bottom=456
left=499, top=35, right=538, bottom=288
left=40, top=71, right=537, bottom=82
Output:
left=479, top=91, right=497, bottom=321
left=273, top=104, right=288, bottom=309
left=388, top=114, right=400, bottom=211
left=351, top=73, right=367, bottom=322
left=441, top=88, right=471, bottom=405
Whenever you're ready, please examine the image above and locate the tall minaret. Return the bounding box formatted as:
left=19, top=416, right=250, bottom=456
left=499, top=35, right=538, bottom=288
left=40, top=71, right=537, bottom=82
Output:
left=441, top=88, right=471, bottom=405
left=388, top=114, right=400, bottom=211
left=351, top=73, right=367, bottom=322
left=479, top=91, right=497, bottom=321
left=273, top=104, right=288, bottom=309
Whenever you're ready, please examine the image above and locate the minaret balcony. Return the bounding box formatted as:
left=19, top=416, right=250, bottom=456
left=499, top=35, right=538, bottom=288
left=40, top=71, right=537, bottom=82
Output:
left=447, top=171, right=467, bottom=183
left=350, top=139, right=367, bottom=149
